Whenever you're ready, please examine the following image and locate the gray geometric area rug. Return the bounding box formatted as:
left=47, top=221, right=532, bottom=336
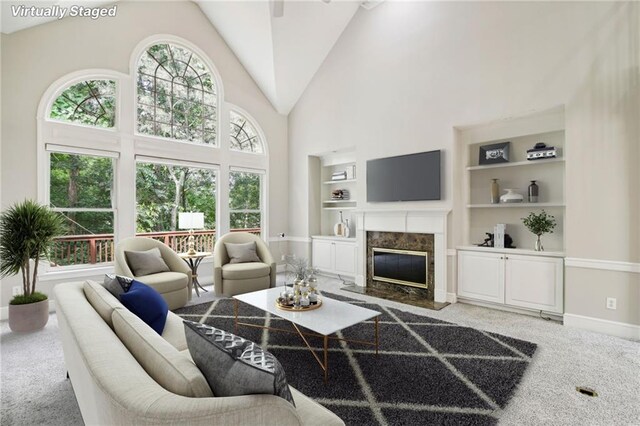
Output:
left=175, top=292, right=537, bottom=425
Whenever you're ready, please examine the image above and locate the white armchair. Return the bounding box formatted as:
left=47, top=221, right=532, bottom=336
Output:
left=114, top=237, right=192, bottom=310
left=213, top=233, right=276, bottom=297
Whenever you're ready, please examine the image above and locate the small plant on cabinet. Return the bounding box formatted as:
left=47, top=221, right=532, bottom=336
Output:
left=521, top=210, right=556, bottom=251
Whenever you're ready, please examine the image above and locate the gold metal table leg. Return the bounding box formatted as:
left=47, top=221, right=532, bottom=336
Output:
left=323, top=335, right=329, bottom=383
left=375, top=316, right=379, bottom=356
left=234, top=299, right=239, bottom=334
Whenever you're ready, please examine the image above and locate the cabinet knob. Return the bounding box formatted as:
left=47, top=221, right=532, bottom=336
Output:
left=500, top=256, right=504, bottom=259
left=505, top=256, right=509, bottom=260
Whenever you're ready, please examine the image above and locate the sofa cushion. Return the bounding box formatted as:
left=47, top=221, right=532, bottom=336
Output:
left=135, top=272, right=189, bottom=294
left=112, top=308, right=213, bottom=398
left=125, top=247, right=170, bottom=276
left=184, top=321, right=295, bottom=406
left=120, top=281, right=168, bottom=334
left=162, top=311, right=188, bottom=351
left=83, top=280, right=125, bottom=328
left=221, top=262, right=270, bottom=280
left=224, top=242, right=261, bottom=264
left=103, top=274, right=134, bottom=298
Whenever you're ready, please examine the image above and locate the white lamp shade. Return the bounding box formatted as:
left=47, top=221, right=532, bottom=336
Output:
left=178, top=212, right=205, bottom=230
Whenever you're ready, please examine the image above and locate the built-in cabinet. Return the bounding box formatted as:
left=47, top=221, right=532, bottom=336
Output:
left=457, top=247, right=564, bottom=314
left=311, top=236, right=356, bottom=277
left=455, top=107, right=566, bottom=316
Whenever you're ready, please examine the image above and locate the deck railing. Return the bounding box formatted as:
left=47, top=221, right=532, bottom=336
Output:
left=49, top=228, right=261, bottom=267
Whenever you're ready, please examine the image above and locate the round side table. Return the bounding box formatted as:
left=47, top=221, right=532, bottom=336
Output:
left=178, top=251, right=212, bottom=297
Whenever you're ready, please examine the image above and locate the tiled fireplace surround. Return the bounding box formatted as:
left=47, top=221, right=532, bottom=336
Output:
left=354, top=210, right=449, bottom=304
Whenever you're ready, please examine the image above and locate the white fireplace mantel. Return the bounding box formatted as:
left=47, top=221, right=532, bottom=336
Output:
left=353, top=209, right=450, bottom=303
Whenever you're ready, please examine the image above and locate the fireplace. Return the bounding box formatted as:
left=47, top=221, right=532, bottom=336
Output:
left=366, top=231, right=434, bottom=301
left=353, top=210, right=450, bottom=304
left=372, top=248, right=428, bottom=288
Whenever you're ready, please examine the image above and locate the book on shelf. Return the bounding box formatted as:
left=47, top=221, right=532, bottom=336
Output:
left=346, top=165, right=356, bottom=180
left=494, top=224, right=506, bottom=248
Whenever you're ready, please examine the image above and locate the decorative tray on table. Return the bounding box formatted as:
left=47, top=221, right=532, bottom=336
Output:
left=275, top=297, right=322, bottom=312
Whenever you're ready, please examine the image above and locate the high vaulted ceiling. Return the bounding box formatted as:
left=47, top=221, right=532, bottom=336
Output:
left=195, top=1, right=360, bottom=114
left=1, top=0, right=366, bottom=114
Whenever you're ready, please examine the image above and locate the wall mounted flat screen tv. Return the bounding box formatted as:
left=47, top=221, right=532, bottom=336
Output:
left=367, top=150, right=441, bottom=202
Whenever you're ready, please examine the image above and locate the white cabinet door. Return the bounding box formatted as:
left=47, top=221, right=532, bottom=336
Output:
left=333, top=241, right=356, bottom=275
left=505, top=254, right=563, bottom=313
left=312, top=240, right=333, bottom=271
left=457, top=251, right=505, bottom=304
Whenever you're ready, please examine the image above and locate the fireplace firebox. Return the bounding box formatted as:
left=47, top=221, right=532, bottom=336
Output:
left=372, top=248, right=428, bottom=288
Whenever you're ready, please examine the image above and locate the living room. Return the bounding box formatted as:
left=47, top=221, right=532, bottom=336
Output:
left=1, top=1, right=638, bottom=425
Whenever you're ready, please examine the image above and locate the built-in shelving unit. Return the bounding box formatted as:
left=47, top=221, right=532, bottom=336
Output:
left=454, top=107, right=567, bottom=316
left=309, top=150, right=358, bottom=237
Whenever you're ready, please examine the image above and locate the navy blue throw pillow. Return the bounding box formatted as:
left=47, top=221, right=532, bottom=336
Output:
left=119, top=280, right=168, bottom=334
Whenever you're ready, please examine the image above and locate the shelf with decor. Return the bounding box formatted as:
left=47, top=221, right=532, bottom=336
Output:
left=322, top=179, right=357, bottom=185
left=322, top=206, right=357, bottom=211
left=467, top=157, right=564, bottom=171
left=468, top=202, right=565, bottom=208
left=309, top=150, right=358, bottom=238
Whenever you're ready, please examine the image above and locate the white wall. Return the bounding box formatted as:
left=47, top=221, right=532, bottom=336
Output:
left=0, top=1, right=288, bottom=309
left=289, top=2, right=639, bottom=330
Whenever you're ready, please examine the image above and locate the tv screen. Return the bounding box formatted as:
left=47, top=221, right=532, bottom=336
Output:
left=367, top=150, right=441, bottom=202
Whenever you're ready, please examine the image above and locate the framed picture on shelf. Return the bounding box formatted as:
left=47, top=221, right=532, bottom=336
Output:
left=479, top=142, right=510, bottom=165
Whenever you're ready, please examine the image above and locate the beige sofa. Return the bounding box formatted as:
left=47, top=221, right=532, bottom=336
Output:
left=54, top=281, right=344, bottom=425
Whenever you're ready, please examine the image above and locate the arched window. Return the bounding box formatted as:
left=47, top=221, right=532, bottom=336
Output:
left=137, top=43, right=217, bottom=145
left=230, top=110, right=264, bottom=153
left=50, top=80, right=115, bottom=128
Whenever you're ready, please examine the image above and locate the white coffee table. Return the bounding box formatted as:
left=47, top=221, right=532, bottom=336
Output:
left=233, top=287, right=381, bottom=381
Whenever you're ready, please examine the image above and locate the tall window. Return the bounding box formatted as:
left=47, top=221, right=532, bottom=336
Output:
left=229, top=170, right=263, bottom=236
left=230, top=110, right=263, bottom=153
left=136, top=161, right=217, bottom=253
left=50, top=80, right=115, bottom=128
left=137, top=43, right=217, bottom=145
left=48, top=152, right=116, bottom=267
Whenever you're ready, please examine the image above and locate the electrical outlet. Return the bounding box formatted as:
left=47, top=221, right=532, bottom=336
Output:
left=281, top=254, right=286, bottom=261
left=12, top=286, right=21, bottom=296
left=606, top=297, right=617, bottom=310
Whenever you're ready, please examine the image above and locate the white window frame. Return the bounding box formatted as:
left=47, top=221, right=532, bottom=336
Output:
left=44, top=145, right=119, bottom=272
left=134, top=156, right=221, bottom=244
left=229, top=166, right=266, bottom=237
left=131, top=35, right=225, bottom=149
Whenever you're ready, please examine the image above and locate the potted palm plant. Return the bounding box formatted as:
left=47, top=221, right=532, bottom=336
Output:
left=0, top=200, right=65, bottom=332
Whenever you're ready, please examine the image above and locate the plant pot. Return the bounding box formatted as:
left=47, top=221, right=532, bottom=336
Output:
left=8, top=298, right=49, bottom=332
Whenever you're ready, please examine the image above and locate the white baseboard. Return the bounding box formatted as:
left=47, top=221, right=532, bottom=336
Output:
left=564, top=313, right=640, bottom=341
left=446, top=292, right=457, bottom=303
left=1, top=300, right=57, bottom=321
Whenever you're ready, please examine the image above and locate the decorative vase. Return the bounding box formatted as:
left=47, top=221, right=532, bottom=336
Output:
left=534, top=235, right=544, bottom=251
left=528, top=180, right=539, bottom=203
left=500, top=189, right=524, bottom=203
left=490, top=179, right=500, bottom=204
left=334, top=211, right=347, bottom=237
left=8, top=298, right=49, bottom=332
